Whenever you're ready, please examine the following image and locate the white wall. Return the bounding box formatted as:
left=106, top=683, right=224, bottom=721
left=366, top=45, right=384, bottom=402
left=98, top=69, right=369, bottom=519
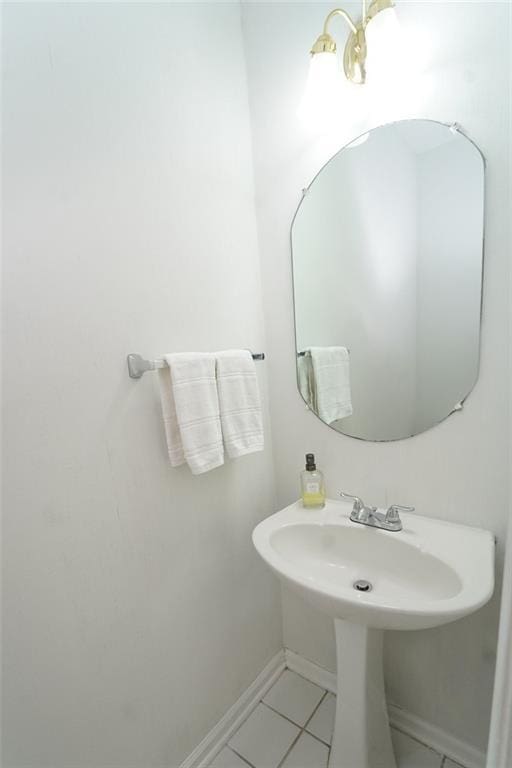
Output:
left=242, top=0, right=510, bottom=753
left=1, top=3, right=282, bottom=766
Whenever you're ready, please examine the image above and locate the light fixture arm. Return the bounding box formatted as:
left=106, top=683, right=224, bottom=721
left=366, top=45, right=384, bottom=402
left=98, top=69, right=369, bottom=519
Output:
left=322, top=8, right=358, bottom=37
left=320, top=0, right=395, bottom=40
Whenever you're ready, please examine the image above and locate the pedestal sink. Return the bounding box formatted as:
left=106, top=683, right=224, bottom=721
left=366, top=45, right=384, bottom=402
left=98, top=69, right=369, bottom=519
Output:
left=252, top=499, right=494, bottom=768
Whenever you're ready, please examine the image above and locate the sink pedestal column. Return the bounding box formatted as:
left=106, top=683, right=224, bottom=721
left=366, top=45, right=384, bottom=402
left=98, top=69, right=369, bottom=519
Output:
left=329, top=619, right=396, bottom=768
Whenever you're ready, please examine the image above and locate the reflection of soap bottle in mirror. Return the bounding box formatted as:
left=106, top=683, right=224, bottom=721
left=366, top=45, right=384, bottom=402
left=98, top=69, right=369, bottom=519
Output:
left=300, top=453, right=325, bottom=509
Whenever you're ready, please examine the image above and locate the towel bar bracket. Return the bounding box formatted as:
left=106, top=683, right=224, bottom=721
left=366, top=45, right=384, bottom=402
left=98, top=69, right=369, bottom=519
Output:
left=127, top=351, right=265, bottom=379
left=127, top=354, right=165, bottom=379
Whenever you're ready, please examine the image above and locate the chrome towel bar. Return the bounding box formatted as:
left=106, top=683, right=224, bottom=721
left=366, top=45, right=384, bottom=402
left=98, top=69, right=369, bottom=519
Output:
left=297, top=348, right=350, bottom=356
left=127, top=352, right=265, bottom=379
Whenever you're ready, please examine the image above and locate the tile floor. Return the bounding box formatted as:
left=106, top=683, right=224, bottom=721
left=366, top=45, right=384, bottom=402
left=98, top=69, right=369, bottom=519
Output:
left=208, top=670, right=467, bottom=768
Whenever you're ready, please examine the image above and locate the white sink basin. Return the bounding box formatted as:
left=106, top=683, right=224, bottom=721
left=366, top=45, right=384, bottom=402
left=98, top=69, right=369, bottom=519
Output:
left=253, top=498, right=494, bottom=631
left=253, top=498, right=495, bottom=768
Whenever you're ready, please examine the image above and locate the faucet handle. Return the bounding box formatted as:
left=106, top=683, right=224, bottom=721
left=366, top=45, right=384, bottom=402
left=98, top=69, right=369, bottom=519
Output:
left=385, top=504, right=414, bottom=523
left=339, top=491, right=364, bottom=512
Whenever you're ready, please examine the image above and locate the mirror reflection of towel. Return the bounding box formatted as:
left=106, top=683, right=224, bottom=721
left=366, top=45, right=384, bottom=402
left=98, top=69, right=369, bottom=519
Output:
left=299, top=347, right=352, bottom=424
left=297, top=353, right=316, bottom=411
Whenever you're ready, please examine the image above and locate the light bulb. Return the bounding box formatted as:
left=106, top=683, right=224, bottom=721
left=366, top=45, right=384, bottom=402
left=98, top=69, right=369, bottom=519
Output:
left=364, top=7, right=404, bottom=84
left=298, top=52, right=342, bottom=125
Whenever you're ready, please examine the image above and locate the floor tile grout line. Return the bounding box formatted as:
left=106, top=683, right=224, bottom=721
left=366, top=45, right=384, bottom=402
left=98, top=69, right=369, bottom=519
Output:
left=275, top=723, right=328, bottom=768
left=274, top=691, right=330, bottom=768
left=227, top=745, right=257, bottom=768
left=224, top=668, right=345, bottom=768
left=303, top=726, right=331, bottom=748
left=302, top=691, right=332, bottom=747
left=283, top=667, right=327, bottom=692
left=260, top=698, right=332, bottom=764
left=261, top=700, right=308, bottom=729
left=227, top=671, right=330, bottom=768
left=260, top=691, right=327, bottom=735
left=229, top=681, right=330, bottom=768
left=275, top=728, right=304, bottom=768
left=391, top=724, right=445, bottom=761
left=303, top=690, right=328, bottom=731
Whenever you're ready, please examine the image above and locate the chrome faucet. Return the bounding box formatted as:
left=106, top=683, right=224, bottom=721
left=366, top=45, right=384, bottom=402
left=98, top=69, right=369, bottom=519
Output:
left=339, top=492, right=414, bottom=532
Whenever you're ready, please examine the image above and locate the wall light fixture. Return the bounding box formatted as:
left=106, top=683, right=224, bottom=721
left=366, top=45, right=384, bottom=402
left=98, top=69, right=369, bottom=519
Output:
left=309, top=0, right=399, bottom=86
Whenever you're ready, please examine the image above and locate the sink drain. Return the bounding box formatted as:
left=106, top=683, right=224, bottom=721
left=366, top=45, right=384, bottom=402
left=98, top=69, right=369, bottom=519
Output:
left=353, top=579, right=372, bottom=592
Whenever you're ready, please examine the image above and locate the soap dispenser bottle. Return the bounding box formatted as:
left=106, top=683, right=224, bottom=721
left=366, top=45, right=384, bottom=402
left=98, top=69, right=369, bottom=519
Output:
left=300, top=453, right=325, bottom=509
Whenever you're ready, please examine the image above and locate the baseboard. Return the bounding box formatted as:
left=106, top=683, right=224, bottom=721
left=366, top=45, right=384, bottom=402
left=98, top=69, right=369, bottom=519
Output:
left=285, top=648, right=486, bottom=768
left=284, top=648, right=337, bottom=694
left=388, top=703, right=486, bottom=768
left=179, top=650, right=286, bottom=768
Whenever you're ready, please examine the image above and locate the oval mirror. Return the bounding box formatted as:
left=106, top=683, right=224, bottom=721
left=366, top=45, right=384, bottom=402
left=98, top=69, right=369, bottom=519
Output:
left=291, top=119, right=485, bottom=441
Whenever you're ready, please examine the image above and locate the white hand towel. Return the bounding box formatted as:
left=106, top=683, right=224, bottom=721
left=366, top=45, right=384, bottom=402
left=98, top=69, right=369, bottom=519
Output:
left=216, top=350, right=264, bottom=458
left=158, top=367, right=186, bottom=468
left=309, top=346, right=352, bottom=425
left=164, top=353, right=224, bottom=475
